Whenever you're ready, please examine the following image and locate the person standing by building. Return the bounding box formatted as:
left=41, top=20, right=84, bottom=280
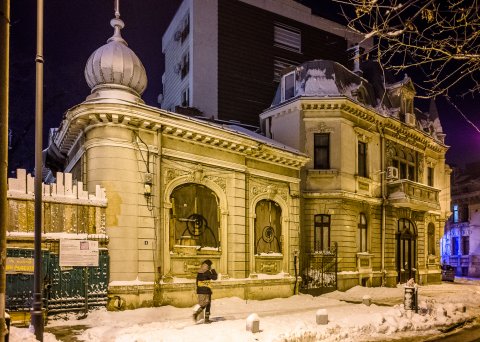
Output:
left=193, top=259, right=217, bottom=323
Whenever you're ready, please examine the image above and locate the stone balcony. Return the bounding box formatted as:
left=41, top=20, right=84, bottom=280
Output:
left=387, top=179, right=440, bottom=210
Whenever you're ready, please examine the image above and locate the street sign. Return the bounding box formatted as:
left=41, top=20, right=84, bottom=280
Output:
left=60, top=239, right=99, bottom=267
left=6, top=257, right=35, bottom=274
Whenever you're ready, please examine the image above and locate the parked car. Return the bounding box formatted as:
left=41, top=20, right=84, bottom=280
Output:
left=441, top=264, right=455, bottom=282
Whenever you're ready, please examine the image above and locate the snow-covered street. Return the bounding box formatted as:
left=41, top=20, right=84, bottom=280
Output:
left=10, top=278, right=480, bottom=342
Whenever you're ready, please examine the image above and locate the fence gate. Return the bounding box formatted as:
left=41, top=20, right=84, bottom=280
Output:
left=6, top=244, right=109, bottom=317
left=299, top=242, right=338, bottom=296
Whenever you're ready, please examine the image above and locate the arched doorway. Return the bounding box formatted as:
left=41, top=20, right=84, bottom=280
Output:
left=397, top=218, right=417, bottom=283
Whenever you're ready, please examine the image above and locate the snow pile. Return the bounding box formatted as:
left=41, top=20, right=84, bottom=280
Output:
left=8, top=280, right=480, bottom=342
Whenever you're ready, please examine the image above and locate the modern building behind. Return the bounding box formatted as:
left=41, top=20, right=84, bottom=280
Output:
left=441, top=162, right=480, bottom=277
left=160, top=0, right=366, bottom=127
left=260, top=60, right=451, bottom=289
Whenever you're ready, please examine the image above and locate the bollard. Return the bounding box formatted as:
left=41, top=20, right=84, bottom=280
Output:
left=246, top=313, right=260, bottom=333
left=404, top=286, right=418, bottom=313
left=316, top=309, right=328, bottom=325
left=362, top=295, right=372, bottom=306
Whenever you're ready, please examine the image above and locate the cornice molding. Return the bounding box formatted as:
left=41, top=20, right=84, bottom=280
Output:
left=56, top=102, right=309, bottom=170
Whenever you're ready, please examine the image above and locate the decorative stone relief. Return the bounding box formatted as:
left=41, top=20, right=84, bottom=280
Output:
left=251, top=181, right=288, bottom=202
left=189, top=167, right=204, bottom=182
left=417, top=154, right=424, bottom=180
left=165, top=168, right=190, bottom=184
left=385, top=140, right=395, bottom=166
left=205, top=175, right=226, bottom=192
left=306, top=122, right=334, bottom=133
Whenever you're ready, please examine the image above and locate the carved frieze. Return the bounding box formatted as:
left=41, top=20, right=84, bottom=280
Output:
left=165, top=168, right=190, bottom=184
left=251, top=181, right=288, bottom=202
left=306, top=122, right=334, bottom=133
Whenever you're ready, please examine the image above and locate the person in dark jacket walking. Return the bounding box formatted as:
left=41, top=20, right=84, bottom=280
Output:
left=193, top=259, right=217, bottom=323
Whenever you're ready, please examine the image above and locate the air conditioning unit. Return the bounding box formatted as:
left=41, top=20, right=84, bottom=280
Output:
left=405, top=112, right=416, bottom=126
left=386, top=166, right=399, bottom=180
left=174, top=30, right=182, bottom=41
left=174, top=63, right=182, bottom=74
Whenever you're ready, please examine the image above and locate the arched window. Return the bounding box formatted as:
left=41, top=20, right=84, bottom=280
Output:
left=358, top=213, right=368, bottom=252
left=427, top=223, right=435, bottom=255
left=255, top=200, right=282, bottom=254
left=169, top=184, right=219, bottom=250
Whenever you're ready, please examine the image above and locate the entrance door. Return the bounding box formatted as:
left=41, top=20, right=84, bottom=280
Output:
left=397, top=218, right=417, bottom=283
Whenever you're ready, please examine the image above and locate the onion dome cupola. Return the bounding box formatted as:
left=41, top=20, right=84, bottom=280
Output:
left=84, top=3, right=147, bottom=103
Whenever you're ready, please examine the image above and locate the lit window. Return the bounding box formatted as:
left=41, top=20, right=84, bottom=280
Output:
left=452, top=237, right=459, bottom=255
left=274, top=23, right=301, bottom=52
left=453, top=204, right=459, bottom=223
left=314, top=133, right=330, bottom=169
left=169, top=184, right=219, bottom=251
left=254, top=200, right=282, bottom=254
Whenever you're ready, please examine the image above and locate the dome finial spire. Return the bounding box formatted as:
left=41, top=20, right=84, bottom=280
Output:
left=108, top=0, right=126, bottom=45
left=114, top=0, right=120, bottom=19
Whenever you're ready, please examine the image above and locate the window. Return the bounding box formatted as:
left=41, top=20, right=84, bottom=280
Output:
left=453, top=204, right=459, bottom=223
left=281, top=71, right=295, bottom=101
left=357, top=213, right=367, bottom=252
left=274, top=23, right=301, bottom=52
left=181, top=53, right=189, bottom=79
left=254, top=200, right=282, bottom=254
left=358, top=141, right=367, bottom=177
left=392, top=149, right=416, bottom=181
left=452, top=237, right=459, bottom=255
left=274, top=57, right=298, bottom=82
left=314, top=214, right=330, bottom=252
left=181, top=87, right=189, bottom=107
left=427, top=167, right=434, bottom=186
left=427, top=223, right=435, bottom=255
left=461, top=205, right=469, bottom=222
left=314, top=133, right=330, bottom=169
left=169, top=184, right=219, bottom=250
left=462, top=236, right=470, bottom=255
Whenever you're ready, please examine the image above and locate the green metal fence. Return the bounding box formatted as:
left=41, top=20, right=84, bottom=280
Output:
left=6, top=246, right=109, bottom=315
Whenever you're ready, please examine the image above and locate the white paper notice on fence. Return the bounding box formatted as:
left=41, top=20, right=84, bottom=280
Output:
left=60, top=239, right=99, bottom=267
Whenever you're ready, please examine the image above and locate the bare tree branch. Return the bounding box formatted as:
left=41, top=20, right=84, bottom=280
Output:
left=335, top=0, right=480, bottom=98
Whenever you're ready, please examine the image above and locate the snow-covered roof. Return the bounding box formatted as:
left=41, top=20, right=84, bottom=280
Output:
left=270, top=59, right=446, bottom=143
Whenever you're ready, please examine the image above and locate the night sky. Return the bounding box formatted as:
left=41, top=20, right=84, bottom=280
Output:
left=8, top=0, right=479, bottom=175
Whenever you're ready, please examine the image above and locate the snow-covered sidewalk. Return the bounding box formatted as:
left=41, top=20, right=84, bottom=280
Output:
left=10, top=279, right=480, bottom=342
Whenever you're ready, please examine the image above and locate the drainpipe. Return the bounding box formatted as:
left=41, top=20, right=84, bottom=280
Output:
left=0, top=1, right=10, bottom=340
left=378, top=125, right=386, bottom=286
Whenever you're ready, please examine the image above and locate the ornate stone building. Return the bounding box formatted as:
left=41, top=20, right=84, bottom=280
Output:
left=441, top=162, right=480, bottom=277
left=50, top=10, right=308, bottom=308
left=260, top=60, right=451, bottom=290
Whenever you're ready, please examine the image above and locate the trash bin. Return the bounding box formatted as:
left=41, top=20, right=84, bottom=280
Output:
left=404, top=286, right=418, bottom=313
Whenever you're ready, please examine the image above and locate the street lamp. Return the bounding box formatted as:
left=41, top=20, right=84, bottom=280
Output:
left=31, top=0, right=44, bottom=340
